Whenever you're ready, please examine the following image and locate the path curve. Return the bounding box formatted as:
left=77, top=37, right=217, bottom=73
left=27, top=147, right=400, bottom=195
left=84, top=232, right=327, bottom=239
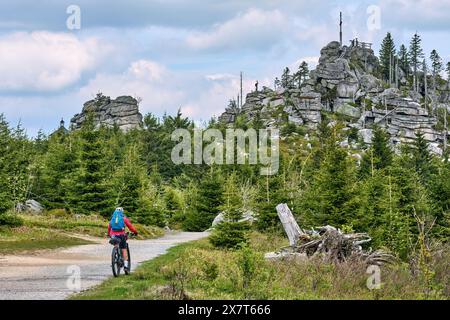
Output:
left=0, top=232, right=208, bottom=300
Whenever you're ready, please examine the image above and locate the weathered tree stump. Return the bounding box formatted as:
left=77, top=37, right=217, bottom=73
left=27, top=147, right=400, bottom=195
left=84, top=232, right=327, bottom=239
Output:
left=271, top=204, right=394, bottom=265
left=275, top=203, right=305, bottom=246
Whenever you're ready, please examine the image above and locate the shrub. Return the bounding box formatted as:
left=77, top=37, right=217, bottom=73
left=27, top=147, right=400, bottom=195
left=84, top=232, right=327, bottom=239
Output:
left=136, top=208, right=166, bottom=227
left=46, top=208, right=69, bottom=218
left=281, top=122, right=306, bottom=136
left=281, top=122, right=298, bottom=136
left=183, top=173, right=223, bottom=232
left=0, top=213, right=24, bottom=227
left=182, top=209, right=211, bottom=231
left=238, top=246, right=258, bottom=291
left=348, top=127, right=359, bottom=142
left=202, top=260, right=219, bottom=281
left=209, top=221, right=250, bottom=249
left=160, top=256, right=190, bottom=300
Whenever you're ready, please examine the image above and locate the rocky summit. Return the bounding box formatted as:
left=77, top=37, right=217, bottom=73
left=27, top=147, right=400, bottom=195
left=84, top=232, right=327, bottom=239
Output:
left=70, top=94, right=143, bottom=131
left=219, top=40, right=450, bottom=155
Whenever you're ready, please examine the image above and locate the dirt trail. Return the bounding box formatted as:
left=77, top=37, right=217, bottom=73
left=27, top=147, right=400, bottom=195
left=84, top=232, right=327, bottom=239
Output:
left=0, top=231, right=208, bottom=300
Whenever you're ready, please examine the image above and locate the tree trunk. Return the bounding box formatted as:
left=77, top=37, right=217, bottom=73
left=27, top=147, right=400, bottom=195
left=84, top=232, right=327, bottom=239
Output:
left=275, top=203, right=305, bottom=246
left=444, top=107, right=448, bottom=155
left=423, top=60, right=429, bottom=111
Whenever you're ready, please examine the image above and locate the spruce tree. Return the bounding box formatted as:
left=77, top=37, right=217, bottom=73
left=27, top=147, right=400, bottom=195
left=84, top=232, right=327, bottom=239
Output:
left=447, top=62, right=450, bottom=93
left=379, top=32, right=396, bottom=81
left=210, top=173, right=249, bottom=249
left=0, top=115, right=12, bottom=212
left=294, top=62, right=309, bottom=88
left=143, top=111, right=194, bottom=179
left=70, top=116, right=110, bottom=215
left=110, top=143, right=145, bottom=215
left=163, top=186, right=184, bottom=225
left=411, top=131, right=435, bottom=185
left=274, top=77, right=281, bottom=89
left=389, top=154, right=433, bottom=256
left=135, top=175, right=166, bottom=227
left=281, top=67, right=292, bottom=89
left=398, top=44, right=410, bottom=76
left=409, top=33, right=424, bottom=92
left=3, top=122, right=33, bottom=211
left=34, top=129, right=49, bottom=154
left=355, top=173, right=391, bottom=233
left=447, top=62, right=450, bottom=81
left=0, top=118, right=40, bottom=219
left=356, top=167, right=412, bottom=259
left=303, top=125, right=357, bottom=226
left=183, top=168, right=223, bottom=231
left=38, top=134, right=77, bottom=209
left=430, top=50, right=443, bottom=91
left=300, top=62, right=309, bottom=82
left=428, top=161, right=450, bottom=237
left=359, top=126, right=393, bottom=177
left=391, top=150, right=429, bottom=215
left=255, top=173, right=286, bottom=231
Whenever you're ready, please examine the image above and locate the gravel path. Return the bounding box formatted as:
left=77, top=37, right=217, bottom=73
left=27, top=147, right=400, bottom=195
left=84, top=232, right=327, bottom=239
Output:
left=0, top=232, right=208, bottom=300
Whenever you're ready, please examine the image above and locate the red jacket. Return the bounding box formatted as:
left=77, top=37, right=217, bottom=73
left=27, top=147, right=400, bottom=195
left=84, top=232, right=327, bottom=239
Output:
left=108, top=216, right=138, bottom=237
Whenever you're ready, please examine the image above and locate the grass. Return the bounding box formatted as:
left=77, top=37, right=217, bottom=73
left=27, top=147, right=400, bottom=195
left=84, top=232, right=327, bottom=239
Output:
left=0, top=226, right=92, bottom=254
left=73, top=231, right=449, bottom=300
left=74, top=241, right=196, bottom=300
left=0, top=213, right=164, bottom=255
left=21, top=214, right=164, bottom=239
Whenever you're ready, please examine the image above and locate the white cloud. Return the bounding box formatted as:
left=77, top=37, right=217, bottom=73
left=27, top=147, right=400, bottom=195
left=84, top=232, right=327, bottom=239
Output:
left=0, top=31, right=111, bottom=92
left=379, top=0, right=450, bottom=30
left=186, top=8, right=287, bottom=51
left=79, top=59, right=275, bottom=121
left=205, top=73, right=237, bottom=81
left=293, top=22, right=334, bottom=47
left=127, top=60, right=167, bottom=81
left=183, top=73, right=273, bottom=120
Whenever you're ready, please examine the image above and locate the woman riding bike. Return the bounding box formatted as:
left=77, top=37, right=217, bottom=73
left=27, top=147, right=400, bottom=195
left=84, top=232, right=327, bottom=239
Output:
left=108, top=207, right=138, bottom=272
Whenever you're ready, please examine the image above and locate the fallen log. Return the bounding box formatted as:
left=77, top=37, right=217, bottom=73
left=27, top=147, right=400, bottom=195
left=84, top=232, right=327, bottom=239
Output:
left=269, top=204, right=394, bottom=265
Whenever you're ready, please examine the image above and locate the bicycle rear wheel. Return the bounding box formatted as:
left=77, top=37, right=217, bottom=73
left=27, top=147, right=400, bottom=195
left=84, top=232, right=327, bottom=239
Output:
left=111, top=246, right=121, bottom=277
left=124, top=244, right=131, bottom=275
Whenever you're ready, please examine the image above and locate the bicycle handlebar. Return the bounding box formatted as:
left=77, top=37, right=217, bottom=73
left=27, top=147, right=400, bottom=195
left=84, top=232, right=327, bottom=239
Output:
left=126, top=231, right=137, bottom=238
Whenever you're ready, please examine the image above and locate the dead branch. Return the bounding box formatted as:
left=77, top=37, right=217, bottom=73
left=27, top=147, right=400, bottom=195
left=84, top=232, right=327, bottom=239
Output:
left=271, top=204, right=395, bottom=265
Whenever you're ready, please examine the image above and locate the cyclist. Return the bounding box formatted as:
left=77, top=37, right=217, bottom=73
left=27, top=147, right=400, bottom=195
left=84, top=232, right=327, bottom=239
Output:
left=108, top=207, right=138, bottom=271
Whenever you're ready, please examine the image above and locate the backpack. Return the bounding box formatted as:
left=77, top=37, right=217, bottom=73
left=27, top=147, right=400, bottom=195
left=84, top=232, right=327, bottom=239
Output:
left=110, top=209, right=125, bottom=231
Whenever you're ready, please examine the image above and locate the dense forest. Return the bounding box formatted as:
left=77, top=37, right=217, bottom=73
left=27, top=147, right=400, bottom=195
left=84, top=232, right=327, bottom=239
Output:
left=0, top=104, right=448, bottom=261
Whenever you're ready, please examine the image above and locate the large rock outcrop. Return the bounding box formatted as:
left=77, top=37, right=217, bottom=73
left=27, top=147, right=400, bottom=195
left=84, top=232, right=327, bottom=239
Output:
left=357, top=90, right=439, bottom=144
left=71, top=95, right=143, bottom=131
left=218, top=39, right=449, bottom=155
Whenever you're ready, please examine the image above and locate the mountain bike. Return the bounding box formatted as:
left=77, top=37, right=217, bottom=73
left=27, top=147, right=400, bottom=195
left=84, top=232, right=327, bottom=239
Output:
left=109, top=232, right=135, bottom=277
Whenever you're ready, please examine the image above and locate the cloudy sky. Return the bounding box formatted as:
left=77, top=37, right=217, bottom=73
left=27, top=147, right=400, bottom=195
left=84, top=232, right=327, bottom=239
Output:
left=0, top=0, right=449, bottom=136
